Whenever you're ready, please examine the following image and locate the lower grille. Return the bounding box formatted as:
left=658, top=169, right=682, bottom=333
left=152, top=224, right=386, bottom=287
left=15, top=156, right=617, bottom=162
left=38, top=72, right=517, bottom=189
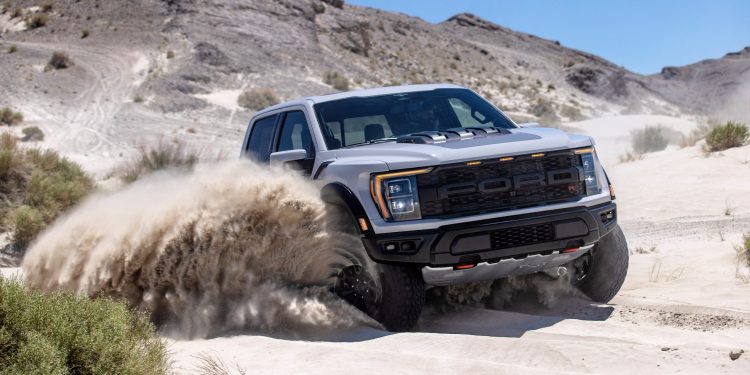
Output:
left=490, top=224, right=555, bottom=249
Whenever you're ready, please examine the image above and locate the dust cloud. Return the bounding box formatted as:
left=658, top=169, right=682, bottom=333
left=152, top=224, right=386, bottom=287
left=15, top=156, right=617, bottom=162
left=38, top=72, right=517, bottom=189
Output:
left=21, top=160, right=373, bottom=338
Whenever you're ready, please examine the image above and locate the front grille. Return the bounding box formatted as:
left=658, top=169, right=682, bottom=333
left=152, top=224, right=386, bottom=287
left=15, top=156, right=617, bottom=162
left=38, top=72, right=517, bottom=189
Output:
left=418, top=150, right=584, bottom=218
left=490, top=224, right=555, bottom=249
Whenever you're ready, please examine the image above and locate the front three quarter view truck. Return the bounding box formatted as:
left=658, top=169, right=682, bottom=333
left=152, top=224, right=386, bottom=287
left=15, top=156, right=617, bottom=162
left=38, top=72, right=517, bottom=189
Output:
left=241, top=84, right=629, bottom=331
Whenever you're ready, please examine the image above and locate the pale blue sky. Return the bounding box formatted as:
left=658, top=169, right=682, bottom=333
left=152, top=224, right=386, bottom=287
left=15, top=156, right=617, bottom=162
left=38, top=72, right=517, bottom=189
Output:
left=347, top=0, right=750, bottom=75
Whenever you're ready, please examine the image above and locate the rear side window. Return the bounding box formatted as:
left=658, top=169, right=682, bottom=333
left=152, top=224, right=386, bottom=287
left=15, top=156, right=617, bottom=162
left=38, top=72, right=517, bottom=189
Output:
left=246, top=115, right=276, bottom=163
left=277, top=111, right=315, bottom=158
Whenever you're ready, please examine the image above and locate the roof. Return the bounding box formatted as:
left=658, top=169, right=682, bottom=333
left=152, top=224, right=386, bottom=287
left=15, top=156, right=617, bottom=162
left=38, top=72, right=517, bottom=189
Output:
left=255, top=83, right=466, bottom=116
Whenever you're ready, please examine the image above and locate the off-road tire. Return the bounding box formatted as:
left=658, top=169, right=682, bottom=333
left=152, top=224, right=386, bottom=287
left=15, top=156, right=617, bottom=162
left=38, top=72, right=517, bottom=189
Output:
left=368, top=263, right=425, bottom=331
left=326, top=202, right=425, bottom=331
left=576, top=224, right=629, bottom=303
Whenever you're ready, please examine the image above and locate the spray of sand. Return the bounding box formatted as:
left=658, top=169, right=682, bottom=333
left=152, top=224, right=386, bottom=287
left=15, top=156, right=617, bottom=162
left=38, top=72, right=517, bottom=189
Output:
left=21, top=160, right=373, bottom=338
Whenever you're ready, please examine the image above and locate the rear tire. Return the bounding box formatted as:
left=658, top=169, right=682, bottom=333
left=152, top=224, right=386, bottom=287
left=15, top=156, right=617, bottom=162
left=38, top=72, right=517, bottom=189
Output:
left=574, top=224, right=629, bottom=303
left=326, top=202, right=425, bottom=331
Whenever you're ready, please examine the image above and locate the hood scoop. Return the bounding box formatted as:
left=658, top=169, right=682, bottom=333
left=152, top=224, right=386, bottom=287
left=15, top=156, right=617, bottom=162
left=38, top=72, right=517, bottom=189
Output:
left=396, top=127, right=511, bottom=144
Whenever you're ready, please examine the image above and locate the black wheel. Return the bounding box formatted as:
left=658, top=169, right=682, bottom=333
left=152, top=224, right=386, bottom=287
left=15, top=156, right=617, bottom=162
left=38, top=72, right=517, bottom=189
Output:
left=572, top=224, right=629, bottom=303
left=326, top=203, right=425, bottom=332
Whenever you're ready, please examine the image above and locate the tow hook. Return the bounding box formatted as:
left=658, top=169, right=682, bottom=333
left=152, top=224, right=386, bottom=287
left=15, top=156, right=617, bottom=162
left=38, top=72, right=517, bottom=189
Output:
left=541, top=266, right=568, bottom=279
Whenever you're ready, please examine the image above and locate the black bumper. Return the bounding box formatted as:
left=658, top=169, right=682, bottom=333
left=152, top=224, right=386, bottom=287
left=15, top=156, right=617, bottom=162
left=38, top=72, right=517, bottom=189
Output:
left=362, top=202, right=618, bottom=267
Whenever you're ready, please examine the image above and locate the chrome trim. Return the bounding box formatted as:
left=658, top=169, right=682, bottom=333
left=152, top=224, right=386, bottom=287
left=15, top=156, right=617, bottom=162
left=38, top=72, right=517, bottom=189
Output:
left=421, top=244, right=594, bottom=286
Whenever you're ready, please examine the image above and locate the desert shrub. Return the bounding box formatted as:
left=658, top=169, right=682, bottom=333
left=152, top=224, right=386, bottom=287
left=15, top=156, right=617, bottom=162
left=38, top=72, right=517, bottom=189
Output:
left=10, top=6, right=22, bottom=18
left=743, top=234, right=750, bottom=267
left=133, top=95, right=144, bottom=103
left=322, top=0, right=344, bottom=9
left=560, top=104, right=584, bottom=121
left=21, top=126, right=44, bottom=142
left=631, top=126, right=668, bottom=155
left=237, top=87, right=280, bottom=111
left=0, top=277, right=168, bottom=374
left=0, top=134, right=94, bottom=246
left=704, top=121, right=749, bottom=152
left=80, top=28, right=89, bottom=38
left=7, top=44, right=16, bottom=53
left=323, top=71, right=350, bottom=91
left=0, top=107, right=23, bottom=125
left=40, top=1, right=52, bottom=12
left=166, top=50, right=175, bottom=59
left=530, top=98, right=558, bottom=122
left=681, top=122, right=716, bottom=147
left=45, top=51, right=72, bottom=71
left=25, top=12, right=47, bottom=29
left=120, top=142, right=199, bottom=183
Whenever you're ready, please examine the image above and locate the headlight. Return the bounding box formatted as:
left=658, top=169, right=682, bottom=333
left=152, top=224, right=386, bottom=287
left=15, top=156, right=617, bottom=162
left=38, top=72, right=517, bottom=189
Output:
left=575, top=148, right=601, bottom=196
left=370, top=168, right=432, bottom=221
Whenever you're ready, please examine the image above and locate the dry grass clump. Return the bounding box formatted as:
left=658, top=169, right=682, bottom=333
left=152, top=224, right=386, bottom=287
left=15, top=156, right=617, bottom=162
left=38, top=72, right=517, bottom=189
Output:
left=24, top=12, right=47, bottom=29
left=323, top=71, right=350, bottom=91
left=735, top=234, right=750, bottom=284
left=631, top=125, right=668, bottom=155
left=704, top=121, right=749, bottom=152
left=237, top=87, right=280, bottom=111
left=45, top=51, right=72, bottom=71
left=0, top=277, right=168, bottom=374
left=0, top=107, right=23, bottom=125
left=529, top=97, right=558, bottom=123
left=10, top=6, right=22, bottom=19
left=120, top=142, right=200, bottom=183
left=0, top=133, right=94, bottom=246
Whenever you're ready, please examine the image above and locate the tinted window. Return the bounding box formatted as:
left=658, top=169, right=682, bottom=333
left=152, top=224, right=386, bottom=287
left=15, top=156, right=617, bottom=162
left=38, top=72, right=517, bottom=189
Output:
left=314, top=88, right=516, bottom=149
left=277, top=111, right=314, bottom=157
left=246, top=115, right=276, bottom=163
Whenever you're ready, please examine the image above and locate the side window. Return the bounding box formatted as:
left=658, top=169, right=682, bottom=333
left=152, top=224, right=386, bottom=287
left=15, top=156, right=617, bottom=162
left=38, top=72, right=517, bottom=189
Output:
left=277, top=111, right=315, bottom=158
left=246, top=115, right=277, bottom=163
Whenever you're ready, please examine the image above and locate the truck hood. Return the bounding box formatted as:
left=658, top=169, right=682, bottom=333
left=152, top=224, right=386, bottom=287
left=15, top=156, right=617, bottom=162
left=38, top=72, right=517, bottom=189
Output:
left=331, top=128, right=593, bottom=170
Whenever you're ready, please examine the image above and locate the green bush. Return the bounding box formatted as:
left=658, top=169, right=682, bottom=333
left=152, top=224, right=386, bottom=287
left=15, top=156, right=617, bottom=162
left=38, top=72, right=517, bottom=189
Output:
left=323, top=71, right=350, bottom=91
left=7, top=45, right=16, bottom=54
left=237, top=87, right=280, bottom=111
left=631, top=126, right=668, bottom=155
left=0, top=134, right=94, bottom=247
left=704, top=121, right=749, bottom=152
left=0, top=107, right=23, bottom=125
left=20, top=126, right=44, bottom=142
left=121, top=142, right=199, bottom=183
left=0, top=277, right=168, bottom=374
left=25, top=12, right=47, bottom=29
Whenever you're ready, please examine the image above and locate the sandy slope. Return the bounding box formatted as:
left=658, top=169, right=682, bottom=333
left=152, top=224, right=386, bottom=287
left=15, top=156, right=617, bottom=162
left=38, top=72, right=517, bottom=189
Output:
left=164, top=115, right=750, bottom=374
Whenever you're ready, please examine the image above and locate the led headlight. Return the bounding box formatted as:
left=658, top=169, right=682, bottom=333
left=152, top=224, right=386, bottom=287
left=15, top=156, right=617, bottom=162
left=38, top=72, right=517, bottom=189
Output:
left=370, top=168, right=432, bottom=221
left=575, top=148, right=601, bottom=196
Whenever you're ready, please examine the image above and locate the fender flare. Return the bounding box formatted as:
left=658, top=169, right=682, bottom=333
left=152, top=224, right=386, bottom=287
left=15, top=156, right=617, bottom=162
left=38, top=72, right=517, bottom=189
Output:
left=320, top=182, right=371, bottom=234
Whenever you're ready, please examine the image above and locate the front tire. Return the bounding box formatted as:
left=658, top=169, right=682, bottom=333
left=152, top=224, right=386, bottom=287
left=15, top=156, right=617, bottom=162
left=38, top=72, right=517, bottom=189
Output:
left=326, top=203, right=425, bottom=331
left=573, top=225, right=629, bottom=303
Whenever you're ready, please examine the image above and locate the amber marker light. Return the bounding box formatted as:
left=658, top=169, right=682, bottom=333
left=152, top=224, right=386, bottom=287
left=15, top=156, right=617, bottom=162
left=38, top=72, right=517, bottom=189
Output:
left=466, top=161, right=482, bottom=166
left=574, top=148, right=594, bottom=154
left=531, top=153, right=545, bottom=158
left=499, top=156, right=514, bottom=162
left=358, top=218, right=369, bottom=232
left=370, top=168, right=432, bottom=219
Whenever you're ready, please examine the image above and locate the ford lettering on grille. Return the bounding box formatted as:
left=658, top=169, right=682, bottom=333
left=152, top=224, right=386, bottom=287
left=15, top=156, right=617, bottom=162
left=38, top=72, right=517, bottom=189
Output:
left=418, top=151, right=586, bottom=218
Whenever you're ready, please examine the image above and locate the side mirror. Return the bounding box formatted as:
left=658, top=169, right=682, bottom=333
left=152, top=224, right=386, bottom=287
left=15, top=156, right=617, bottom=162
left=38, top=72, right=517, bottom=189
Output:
left=270, top=149, right=308, bottom=166
left=518, top=122, right=541, bottom=128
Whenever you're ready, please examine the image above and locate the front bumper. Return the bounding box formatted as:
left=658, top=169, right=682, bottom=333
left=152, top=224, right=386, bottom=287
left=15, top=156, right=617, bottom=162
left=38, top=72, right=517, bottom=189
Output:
left=361, top=201, right=617, bottom=267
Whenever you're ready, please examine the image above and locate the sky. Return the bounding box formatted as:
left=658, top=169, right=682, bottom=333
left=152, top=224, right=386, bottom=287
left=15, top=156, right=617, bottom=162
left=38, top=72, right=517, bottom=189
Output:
left=346, top=0, right=750, bottom=75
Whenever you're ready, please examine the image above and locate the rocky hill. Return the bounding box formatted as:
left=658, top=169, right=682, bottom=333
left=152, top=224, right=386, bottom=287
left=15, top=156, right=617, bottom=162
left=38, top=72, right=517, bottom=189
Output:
left=0, top=0, right=747, bottom=174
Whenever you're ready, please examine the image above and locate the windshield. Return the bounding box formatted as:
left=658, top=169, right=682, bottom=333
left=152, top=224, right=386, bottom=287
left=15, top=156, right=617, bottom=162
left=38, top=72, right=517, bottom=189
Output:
left=313, top=88, right=517, bottom=149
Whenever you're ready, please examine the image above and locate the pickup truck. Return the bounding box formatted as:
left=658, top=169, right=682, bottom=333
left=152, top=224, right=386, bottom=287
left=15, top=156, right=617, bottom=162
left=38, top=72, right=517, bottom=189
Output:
left=241, top=84, right=628, bottom=331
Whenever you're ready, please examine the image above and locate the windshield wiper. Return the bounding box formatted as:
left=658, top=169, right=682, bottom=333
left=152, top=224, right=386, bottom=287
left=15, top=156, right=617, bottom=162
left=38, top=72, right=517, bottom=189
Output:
left=342, top=137, right=397, bottom=148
